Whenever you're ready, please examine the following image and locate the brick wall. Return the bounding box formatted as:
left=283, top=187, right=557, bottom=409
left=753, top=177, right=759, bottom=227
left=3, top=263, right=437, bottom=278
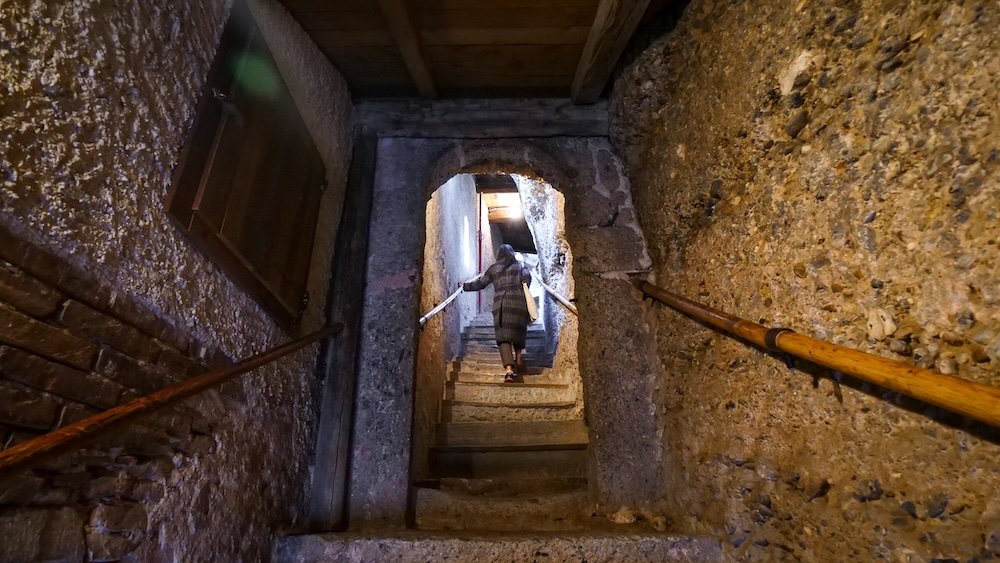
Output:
left=0, top=223, right=226, bottom=560
left=0, top=0, right=353, bottom=559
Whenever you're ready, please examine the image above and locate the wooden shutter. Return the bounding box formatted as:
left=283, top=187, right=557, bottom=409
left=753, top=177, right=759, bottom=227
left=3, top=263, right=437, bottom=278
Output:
left=167, top=1, right=325, bottom=329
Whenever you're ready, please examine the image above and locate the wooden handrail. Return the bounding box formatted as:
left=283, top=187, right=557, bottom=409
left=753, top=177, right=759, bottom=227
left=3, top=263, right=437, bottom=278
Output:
left=536, top=275, right=578, bottom=316
left=419, top=274, right=483, bottom=327
left=0, top=325, right=342, bottom=480
left=633, top=279, right=1000, bottom=428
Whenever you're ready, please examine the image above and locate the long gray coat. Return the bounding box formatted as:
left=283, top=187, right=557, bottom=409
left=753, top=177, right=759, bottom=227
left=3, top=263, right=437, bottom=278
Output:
left=464, top=260, right=532, bottom=348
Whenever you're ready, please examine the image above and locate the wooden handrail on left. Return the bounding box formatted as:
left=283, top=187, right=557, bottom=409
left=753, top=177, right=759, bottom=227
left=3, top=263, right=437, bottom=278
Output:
left=633, top=278, right=1000, bottom=428
left=0, top=325, right=342, bottom=480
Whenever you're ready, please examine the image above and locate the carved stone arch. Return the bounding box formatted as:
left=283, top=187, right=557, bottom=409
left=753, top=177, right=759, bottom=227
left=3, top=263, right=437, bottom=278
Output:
left=423, top=139, right=573, bottom=201
left=349, top=137, right=666, bottom=531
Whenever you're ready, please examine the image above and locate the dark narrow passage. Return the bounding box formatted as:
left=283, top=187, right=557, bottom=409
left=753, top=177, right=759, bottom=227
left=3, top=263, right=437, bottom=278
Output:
left=411, top=172, right=587, bottom=532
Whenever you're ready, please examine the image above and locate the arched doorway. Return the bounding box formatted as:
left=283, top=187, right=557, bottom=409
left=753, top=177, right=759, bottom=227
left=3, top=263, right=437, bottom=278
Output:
left=348, top=138, right=665, bottom=529
left=412, top=169, right=584, bottom=531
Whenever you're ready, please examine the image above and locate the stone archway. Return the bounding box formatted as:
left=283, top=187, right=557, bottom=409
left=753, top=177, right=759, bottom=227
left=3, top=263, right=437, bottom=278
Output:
left=347, top=137, right=666, bottom=529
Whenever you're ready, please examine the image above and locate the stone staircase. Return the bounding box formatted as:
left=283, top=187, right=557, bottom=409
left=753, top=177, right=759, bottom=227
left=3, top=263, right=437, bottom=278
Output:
left=417, top=315, right=589, bottom=532
left=275, top=315, right=723, bottom=561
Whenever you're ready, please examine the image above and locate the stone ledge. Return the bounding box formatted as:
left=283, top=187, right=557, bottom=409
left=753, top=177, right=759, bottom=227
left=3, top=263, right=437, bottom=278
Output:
left=274, top=531, right=723, bottom=562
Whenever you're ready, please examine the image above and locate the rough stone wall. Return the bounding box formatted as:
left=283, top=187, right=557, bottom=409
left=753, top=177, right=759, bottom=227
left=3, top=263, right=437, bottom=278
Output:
left=514, top=175, right=582, bottom=410
left=516, top=177, right=572, bottom=347
left=0, top=0, right=352, bottom=559
left=611, top=0, right=1000, bottom=559
left=413, top=174, right=479, bottom=480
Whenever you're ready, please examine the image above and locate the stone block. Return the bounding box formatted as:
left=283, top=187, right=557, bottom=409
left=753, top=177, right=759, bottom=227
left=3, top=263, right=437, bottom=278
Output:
left=566, top=190, right=617, bottom=229
left=42, top=507, right=88, bottom=560
left=0, top=345, right=124, bottom=408
left=573, top=226, right=650, bottom=273
left=155, top=345, right=202, bottom=378
left=115, top=426, right=179, bottom=458
left=105, top=294, right=189, bottom=353
left=58, top=300, right=162, bottom=363
left=275, top=532, right=723, bottom=562
left=0, top=380, right=61, bottom=430
left=0, top=473, right=45, bottom=504
left=0, top=507, right=85, bottom=562
left=95, top=347, right=179, bottom=394
left=57, top=401, right=101, bottom=427
left=0, top=225, right=188, bottom=352
left=129, top=481, right=165, bottom=504
left=0, top=303, right=97, bottom=370
left=0, top=260, right=64, bottom=318
left=89, top=502, right=148, bottom=533
left=84, top=476, right=131, bottom=501
left=87, top=530, right=141, bottom=562
left=576, top=276, right=664, bottom=509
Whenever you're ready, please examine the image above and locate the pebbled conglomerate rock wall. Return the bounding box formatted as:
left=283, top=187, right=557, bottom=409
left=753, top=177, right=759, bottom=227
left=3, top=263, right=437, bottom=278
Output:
left=0, top=0, right=352, bottom=560
left=611, top=0, right=999, bottom=559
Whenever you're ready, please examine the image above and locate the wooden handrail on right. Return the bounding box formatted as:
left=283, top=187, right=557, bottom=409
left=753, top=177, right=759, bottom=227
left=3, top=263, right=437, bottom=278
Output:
left=0, top=325, right=342, bottom=480
left=633, top=279, right=1000, bottom=428
left=536, top=276, right=578, bottom=316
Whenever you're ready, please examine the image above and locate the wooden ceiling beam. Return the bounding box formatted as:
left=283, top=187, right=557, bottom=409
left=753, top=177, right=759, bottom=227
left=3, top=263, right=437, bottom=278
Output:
left=377, top=0, right=438, bottom=98
left=488, top=207, right=524, bottom=223
left=571, top=0, right=651, bottom=104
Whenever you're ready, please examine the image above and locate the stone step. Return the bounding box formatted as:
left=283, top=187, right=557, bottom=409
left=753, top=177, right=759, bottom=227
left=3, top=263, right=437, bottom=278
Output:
left=429, top=447, right=587, bottom=479
left=435, top=419, right=588, bottom=451
left=463, top=333, right=547, bottom=342
left=414, top=487, right=588, bottom=532
left=461, top=342, right=547, bottom=351
left=441, top=399, right=578, bottom=422
left=412, top=476, right=587, bottom=497
left=445, top=380, right=572, bottom=404
left=448, top=371, right=559, bottom=384
left=449, top=360, right=552, bottom=373
left=464, top=329, right=547, bottom=338
left=462, top=324, right=545, bottom=336
left=275, top=532, right=724, bottom=562
left=458, top=351, right=550, bottom=362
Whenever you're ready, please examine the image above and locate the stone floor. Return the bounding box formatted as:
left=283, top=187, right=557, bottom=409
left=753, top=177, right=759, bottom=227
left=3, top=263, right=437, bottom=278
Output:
left=274, top=531, right=722, bottom=562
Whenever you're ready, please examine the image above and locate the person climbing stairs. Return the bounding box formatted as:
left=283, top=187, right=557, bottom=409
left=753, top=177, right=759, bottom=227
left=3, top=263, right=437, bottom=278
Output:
left=413, top=314, right=589, bottom=532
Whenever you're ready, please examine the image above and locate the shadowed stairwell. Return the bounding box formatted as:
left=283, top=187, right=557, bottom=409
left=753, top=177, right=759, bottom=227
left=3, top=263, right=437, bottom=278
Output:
left=2, top=0, right=999, bottom=561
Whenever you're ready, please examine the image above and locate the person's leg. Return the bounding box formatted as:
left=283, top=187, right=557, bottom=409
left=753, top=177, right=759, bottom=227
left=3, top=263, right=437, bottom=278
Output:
left=514, top=348, right=524, bottom=374
left=498, top=342, right=515, bottom=381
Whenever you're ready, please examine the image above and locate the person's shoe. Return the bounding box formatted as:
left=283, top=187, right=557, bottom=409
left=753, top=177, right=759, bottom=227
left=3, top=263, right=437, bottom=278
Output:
left=504, top=371, right=515, bottom=383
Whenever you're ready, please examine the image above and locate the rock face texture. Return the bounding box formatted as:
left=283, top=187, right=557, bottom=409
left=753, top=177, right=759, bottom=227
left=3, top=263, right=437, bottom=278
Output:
left=611, top=0, right=1000, bottom=559
left=414, top=174, right=481, bottom=481
left=0, top=0, right=351, bottom=560
left=516, top=175, right=579, bottom=385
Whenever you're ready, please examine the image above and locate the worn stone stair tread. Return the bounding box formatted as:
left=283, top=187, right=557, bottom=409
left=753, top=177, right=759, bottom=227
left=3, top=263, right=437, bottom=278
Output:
left=429, top=448, right=587, bottom=478
left=443, top=402, right=579, bottom=422
left=435, top=420, right=588, bottom=450
left=414, top=488, right=588, bottom=532
left=275, top=531, right=724, bottom=562
left=443, top=399, right=576, bottom=409
left=444, top=381, right=575, bottom=404
left=449, top=371, right=558, bottom=384
left=412, top=476, right=588, bottom=497
left=450, top=380, right=568, bottom=389
left=449, top=360, right=554, bottom=373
